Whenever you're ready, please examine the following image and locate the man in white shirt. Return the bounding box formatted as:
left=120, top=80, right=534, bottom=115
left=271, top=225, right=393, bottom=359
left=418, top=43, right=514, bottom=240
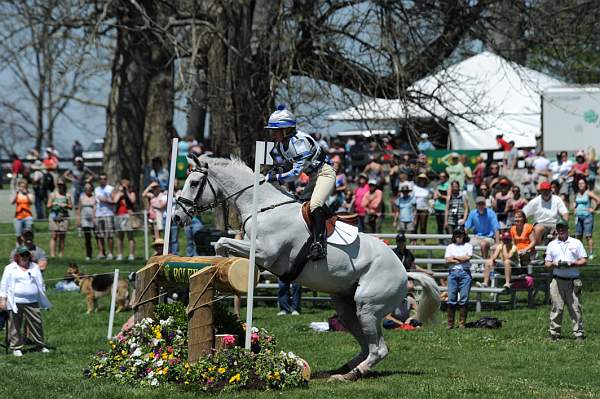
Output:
left=522, top=181, right=569, bottom=244
left=544, top=221, right=586, bottom=341
left=94, top=173, right=115, bottom=260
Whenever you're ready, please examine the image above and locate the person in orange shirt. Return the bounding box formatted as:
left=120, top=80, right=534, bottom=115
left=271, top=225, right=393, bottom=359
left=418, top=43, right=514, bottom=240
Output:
left=10, top=180, right=34, bottom=243
left=510, top=210, right=537, bottom=266
left=361, top=179, right=383, bottom=233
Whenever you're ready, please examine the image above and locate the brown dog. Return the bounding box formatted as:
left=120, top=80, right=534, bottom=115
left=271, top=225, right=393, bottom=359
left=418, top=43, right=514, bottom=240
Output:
left=68, top=264, right=129, bottom=314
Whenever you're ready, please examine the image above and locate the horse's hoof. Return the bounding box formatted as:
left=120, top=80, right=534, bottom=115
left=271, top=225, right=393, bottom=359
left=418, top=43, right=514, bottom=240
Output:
left=328, top=374, right=351, bottom=382
left=328, top=368, right=362, bottom=382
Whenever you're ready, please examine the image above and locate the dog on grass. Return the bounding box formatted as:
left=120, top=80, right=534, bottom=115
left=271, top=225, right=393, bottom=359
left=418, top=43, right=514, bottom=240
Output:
left=67, top=264, right=129, bottom=314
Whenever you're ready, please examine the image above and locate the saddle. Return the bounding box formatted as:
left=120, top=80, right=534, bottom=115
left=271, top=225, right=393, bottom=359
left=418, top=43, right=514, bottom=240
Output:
left=280, top=203, right=359, bottom=284
left=301, top=202, right=358, bottom=237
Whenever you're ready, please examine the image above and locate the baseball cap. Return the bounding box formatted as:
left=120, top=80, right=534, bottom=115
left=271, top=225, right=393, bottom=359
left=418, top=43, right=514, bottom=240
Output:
left=538, top=181, right=551, bottom=190
left=395, top=233, right=406, bottom=242
left=556, top=220, right=568, bottom=229
left=75, top=156, right=83, bottom=162
left=475, top=196, right=486, bottom=204
left=576, top=150, right=585, bottom=158
left=417, top=173, right=429, bottom=181
left=368, top=179, right=378, bottom=186
left=400, top=182, right=412, bottom=191
left=16, top=246, right=31, bottom=256
left=450, top=152, right=460, bottom=158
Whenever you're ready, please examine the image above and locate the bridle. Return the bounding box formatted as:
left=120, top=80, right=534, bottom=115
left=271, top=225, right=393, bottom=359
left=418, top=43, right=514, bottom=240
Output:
left=175, top=156, right=256, bottom=220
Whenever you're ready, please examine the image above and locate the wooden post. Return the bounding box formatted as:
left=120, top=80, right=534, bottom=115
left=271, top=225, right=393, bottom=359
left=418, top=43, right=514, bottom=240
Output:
left=187, top=269, right=214, bottom=363
left=134, top=262, right=161, bottom=323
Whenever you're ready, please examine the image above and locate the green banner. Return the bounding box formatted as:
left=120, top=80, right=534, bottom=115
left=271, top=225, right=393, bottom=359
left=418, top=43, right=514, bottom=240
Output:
left=424, top=150, right=480, bottom=173
left=163, top=261, right=213, bottom=284
left=175, top=155, right=189, bottom=180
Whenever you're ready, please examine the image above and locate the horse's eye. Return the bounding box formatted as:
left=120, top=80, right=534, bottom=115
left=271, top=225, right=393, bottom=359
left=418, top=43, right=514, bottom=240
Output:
left=190, top=181, right=199, bottom=188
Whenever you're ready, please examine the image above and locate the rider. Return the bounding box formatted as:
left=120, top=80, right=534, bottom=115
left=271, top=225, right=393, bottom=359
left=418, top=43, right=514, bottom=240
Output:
left=265, top=105, right=335, bottom=260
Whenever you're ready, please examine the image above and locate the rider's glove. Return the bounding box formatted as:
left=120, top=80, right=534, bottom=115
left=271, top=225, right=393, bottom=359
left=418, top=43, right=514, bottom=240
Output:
left=266, top=172, right=279, bottom=183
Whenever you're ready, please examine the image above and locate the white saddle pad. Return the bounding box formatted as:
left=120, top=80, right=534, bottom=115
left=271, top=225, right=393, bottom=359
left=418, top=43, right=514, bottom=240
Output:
left=327, top=221, right=359, bottom=246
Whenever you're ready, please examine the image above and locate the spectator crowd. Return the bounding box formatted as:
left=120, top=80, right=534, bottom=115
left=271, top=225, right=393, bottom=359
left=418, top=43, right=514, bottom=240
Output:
left=2, top=130, right=598, bottom=346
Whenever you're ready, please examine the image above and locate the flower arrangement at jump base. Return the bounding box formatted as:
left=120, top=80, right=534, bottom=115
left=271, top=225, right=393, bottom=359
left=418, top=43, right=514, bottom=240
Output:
left=84, top=302, right=309, bottom=391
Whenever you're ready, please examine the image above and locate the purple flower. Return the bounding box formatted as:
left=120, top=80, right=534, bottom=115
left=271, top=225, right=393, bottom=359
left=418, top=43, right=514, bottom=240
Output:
left=119, top=366, right=126, bottom=372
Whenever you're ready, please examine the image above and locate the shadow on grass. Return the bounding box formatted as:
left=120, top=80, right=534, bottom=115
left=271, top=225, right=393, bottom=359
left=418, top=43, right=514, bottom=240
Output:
left=312, top=368, right=425, bottom=380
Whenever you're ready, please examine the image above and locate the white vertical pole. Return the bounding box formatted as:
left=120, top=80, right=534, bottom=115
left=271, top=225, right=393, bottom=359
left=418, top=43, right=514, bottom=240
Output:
left=107, top=269, right=120, bottom=339
left=244, top=155, right=261, bottom=350
left=143, top=209, right=149, bottom=260
left=163, top=138, right=179, bottom=255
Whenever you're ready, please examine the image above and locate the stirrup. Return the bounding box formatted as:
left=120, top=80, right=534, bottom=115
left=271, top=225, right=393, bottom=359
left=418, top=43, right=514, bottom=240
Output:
left=309, top=241, right=326, bottom=260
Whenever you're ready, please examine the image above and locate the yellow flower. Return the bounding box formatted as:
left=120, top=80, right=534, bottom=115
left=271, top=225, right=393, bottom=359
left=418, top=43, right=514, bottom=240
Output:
left=161, top=352, right=168, bottom=360
left=111, top=344, right=116, bottom=349
left=208, top=367, right=214, bottom=372
left=155, top=331, right=162, bottom=339
left=229, top=373, right=240, bottom=384
left=218, top=367, right=226, bottom=374
left=148, top=352, right=154, bottom=359
left=168, top=353, right=174, bottom=359
left=274, top=371, right=281, bottom=380
left=184, top=363, right=190, bottom=369
left=121, top=350, right=127, bottom=356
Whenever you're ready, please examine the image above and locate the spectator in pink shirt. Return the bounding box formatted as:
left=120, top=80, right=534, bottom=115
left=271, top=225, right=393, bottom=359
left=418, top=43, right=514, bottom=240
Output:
left=353, top=174, right=369, bottom=232
left=362, top=179, right=383, bottom=233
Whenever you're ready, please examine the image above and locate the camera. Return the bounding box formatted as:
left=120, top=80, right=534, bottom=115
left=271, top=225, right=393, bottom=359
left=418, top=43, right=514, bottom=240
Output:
left=557, top=261, right=569, bottom=268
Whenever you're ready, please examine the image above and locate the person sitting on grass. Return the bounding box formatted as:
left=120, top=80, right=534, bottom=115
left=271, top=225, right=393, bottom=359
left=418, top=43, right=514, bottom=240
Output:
left=480, top=231, right=520, bottom=289
left=383, top=278, right=421, bottom=330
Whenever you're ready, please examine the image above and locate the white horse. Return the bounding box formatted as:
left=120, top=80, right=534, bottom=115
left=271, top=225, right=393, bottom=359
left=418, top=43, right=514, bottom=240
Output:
left=173, top=156, right=439, bottom=381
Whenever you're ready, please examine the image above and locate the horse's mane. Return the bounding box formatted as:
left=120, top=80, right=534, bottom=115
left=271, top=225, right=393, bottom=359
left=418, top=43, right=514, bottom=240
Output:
left=200, top=155, right=252, bottom=174
left=200, top=154, right=295, bottom=199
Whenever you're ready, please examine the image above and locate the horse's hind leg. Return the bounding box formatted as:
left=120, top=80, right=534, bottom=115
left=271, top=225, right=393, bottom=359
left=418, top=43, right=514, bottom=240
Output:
left=331, top=261, right=405, bottom=382
left=328, top=295, right=368, bottom=374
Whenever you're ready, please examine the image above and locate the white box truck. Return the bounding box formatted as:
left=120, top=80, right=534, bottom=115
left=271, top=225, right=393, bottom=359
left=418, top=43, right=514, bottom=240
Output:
left=542, top=87, right=600, bottom=152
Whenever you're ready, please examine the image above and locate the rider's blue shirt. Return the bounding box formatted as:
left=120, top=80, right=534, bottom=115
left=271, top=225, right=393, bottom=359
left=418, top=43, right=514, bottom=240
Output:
left=272, top=131, right=330, bottom=183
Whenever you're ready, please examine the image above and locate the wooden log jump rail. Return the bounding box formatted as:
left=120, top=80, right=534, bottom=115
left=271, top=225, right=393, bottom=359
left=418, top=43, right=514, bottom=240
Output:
left=133, top=255, right=259, bottom=363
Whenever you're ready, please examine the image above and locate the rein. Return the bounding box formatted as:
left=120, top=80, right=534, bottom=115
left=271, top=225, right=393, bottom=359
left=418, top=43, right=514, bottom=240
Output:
left=175, top=166, right=267, bottom=220
left=240, top=199, right=299, bottom=236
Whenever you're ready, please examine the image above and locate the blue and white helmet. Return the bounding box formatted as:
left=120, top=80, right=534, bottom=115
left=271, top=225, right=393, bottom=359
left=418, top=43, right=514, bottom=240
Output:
left=265, top=105, right=296, bottom=129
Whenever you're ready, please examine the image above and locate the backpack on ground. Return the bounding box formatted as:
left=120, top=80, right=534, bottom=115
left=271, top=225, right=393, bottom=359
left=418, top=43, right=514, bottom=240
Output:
left=464, top=316, right=503, bottom=329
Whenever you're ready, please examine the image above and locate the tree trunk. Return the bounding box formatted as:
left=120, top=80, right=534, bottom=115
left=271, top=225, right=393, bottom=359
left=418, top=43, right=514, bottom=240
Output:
left=186, top=68, right=208, bottom=143
left=206, top=2, right=275, bottom=165
left=105, top=2, right=174, bottom=193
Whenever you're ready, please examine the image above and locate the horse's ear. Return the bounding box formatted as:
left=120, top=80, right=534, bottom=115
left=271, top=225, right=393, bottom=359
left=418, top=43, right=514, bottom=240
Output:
left=188, top=152, right=201, bottom=168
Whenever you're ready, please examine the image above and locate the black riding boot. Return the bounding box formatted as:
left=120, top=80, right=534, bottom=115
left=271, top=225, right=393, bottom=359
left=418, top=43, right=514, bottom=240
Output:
left=309, top=207, right=327, bottom=260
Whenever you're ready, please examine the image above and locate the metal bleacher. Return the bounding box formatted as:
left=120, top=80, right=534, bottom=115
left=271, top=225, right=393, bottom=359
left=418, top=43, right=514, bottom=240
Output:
left=238, top=232, right=552, bottom=312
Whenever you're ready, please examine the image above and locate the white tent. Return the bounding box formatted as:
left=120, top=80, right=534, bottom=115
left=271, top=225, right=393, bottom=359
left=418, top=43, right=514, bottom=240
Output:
left=327, top=52, right=563, bottom=149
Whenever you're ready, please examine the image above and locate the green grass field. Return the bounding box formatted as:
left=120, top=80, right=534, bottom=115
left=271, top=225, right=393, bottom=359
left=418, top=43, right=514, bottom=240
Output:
left=1, top=213, right=600, bottom=398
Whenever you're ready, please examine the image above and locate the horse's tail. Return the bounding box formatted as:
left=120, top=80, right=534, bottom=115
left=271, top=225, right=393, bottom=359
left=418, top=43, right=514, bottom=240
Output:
left=407, top=272, right=440, bottom=325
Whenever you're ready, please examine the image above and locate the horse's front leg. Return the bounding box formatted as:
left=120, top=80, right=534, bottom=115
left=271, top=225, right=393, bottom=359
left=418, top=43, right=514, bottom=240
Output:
left=214, top=237, right=251, bottom=257
left=215, top=237, right=271, bottom=262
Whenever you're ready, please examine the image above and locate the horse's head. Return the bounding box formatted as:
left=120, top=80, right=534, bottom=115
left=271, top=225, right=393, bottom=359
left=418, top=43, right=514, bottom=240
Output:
left=173, top=153, right=217, bottom=226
